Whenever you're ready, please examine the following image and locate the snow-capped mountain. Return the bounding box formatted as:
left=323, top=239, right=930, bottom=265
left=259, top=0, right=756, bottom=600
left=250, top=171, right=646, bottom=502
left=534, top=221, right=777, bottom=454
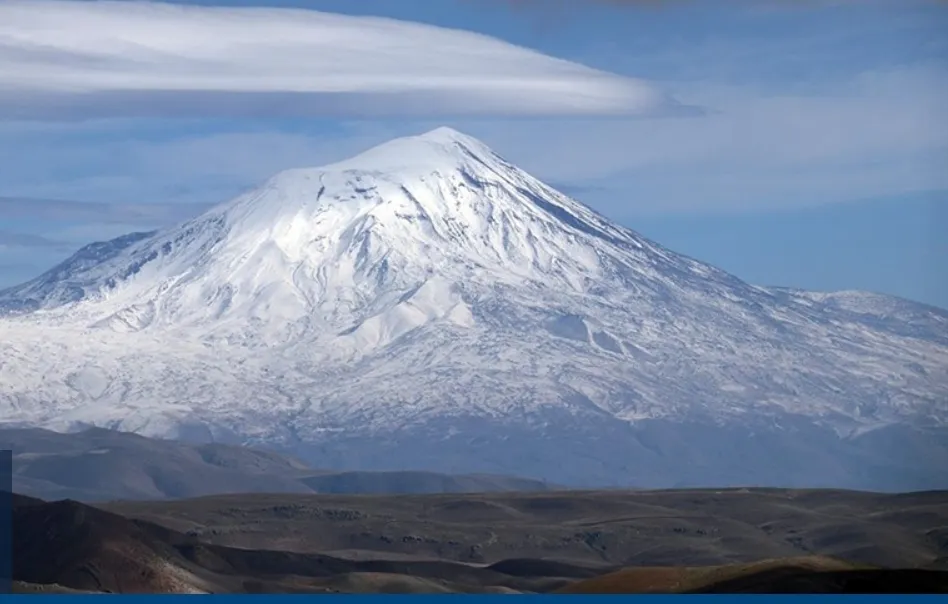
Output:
left=1, top=127, right=946, bottom=490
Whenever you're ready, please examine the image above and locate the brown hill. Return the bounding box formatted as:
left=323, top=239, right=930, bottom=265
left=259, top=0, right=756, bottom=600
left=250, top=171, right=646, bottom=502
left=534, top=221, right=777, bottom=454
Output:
left=14, top=495, right=218, bottom=593
left=557, top=556, right=858, bottom=593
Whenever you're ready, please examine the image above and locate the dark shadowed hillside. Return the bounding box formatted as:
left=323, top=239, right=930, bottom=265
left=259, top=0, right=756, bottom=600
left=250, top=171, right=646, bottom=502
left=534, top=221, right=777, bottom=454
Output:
left=557, top=557, right=948, bottom=594
left=12, top=495, right=586, bottom=594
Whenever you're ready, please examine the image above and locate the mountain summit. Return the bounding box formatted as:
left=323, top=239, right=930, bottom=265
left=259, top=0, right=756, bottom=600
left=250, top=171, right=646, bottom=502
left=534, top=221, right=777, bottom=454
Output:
left=1, top=127, right=660, bottom=338
left=1, top=128, right=946, bottom=490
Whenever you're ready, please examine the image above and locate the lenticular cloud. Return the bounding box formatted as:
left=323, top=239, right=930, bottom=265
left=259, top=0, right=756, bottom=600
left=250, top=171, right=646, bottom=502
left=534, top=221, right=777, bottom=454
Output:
left=0, top=0, right=670, bottom=119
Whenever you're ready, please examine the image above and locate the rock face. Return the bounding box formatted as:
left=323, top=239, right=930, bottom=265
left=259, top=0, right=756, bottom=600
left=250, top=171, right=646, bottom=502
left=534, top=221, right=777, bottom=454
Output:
left=1, top=127, right=946, bottom=490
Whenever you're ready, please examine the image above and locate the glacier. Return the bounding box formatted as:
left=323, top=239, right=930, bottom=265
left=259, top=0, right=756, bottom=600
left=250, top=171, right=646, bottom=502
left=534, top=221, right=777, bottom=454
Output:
left=1, top=127, right=946, bottom=490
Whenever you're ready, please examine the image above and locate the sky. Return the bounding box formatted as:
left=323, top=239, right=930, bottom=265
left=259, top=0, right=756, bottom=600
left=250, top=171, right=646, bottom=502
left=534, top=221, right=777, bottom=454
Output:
left=0, top=0, right=946, bottom=307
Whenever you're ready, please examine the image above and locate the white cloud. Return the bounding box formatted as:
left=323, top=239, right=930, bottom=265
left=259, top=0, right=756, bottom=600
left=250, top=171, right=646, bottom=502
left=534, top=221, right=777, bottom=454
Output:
left=437, top=65, right=948, bottom=214
left=0, top=0, right=679, bottom=119
left=0, top=2, right=943, bottom=217
left=1, top=64, right=945, bottom=213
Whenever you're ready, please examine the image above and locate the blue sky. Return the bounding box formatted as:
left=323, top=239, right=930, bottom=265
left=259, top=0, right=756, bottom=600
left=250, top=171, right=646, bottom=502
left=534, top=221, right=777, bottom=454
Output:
left=0, top=0, right=945, bottom=307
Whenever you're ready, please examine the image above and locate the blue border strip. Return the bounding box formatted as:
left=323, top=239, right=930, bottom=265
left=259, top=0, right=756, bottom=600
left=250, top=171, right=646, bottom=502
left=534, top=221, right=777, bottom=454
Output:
left=1, top=449, right=11, bottom=595
left=0, top=596, right=936, bottom=601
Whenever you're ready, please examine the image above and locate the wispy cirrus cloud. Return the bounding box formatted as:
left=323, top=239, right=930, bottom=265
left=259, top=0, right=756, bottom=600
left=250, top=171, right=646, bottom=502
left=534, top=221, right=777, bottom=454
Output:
left=0, top=0, right=685, bottom=120
left=0, top=196, right=208, bottom=224
left=0, top=230, right=72, bottom=252
left=0, top=0, right=943, bottom=217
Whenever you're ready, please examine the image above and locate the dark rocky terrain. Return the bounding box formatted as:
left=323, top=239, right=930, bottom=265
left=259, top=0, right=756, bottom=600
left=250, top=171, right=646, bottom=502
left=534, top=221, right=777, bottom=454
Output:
left=13, top=487, right=948, bottom=593
left=105, top=488, right=948, bottom=569
left=6, top=431, right=948, bottom=593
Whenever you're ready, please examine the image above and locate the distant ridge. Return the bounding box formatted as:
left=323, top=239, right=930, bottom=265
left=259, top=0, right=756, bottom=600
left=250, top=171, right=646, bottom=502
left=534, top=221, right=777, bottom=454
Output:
left=1, top=427, right=556, bottom=501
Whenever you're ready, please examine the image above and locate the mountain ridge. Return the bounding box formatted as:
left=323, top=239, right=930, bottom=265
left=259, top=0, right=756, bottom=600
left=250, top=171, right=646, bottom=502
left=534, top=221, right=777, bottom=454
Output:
left=1, top=427, right=556, bottom=501
left=1, top=127, right=946, bottom=489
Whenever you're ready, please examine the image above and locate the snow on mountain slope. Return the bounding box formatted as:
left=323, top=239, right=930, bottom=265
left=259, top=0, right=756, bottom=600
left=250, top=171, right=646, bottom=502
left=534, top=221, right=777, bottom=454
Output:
left=1, top=127, right=946, bottom=489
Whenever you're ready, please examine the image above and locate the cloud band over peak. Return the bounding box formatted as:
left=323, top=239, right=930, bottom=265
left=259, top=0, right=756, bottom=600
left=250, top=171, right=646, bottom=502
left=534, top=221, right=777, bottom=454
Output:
left=0, top=0, right=674, bottom=120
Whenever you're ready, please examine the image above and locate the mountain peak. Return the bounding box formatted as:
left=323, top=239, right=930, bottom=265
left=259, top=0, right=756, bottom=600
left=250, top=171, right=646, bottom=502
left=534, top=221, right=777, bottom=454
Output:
left=0, top=123, right=660, bottom=338
left=286, top=127, right=498, bottom=181
left=1, top=125, right=946, bottom=491
left=416, top=126, right=476, bottom=143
